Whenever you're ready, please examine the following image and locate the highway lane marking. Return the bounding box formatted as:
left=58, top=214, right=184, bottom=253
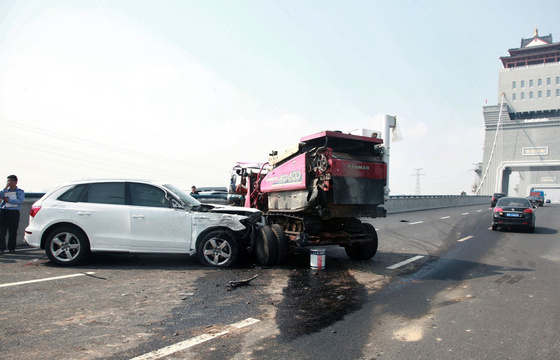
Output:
left=131, top=318, right=261, bottom=360
left=0, top=272, right=96, bottom=289
left=387, top=255, right=425, bottom=269
left=440, top=216, right=450, bottom=219
left=457, top=236, right=474, bottom=242
left=462, top=212, right=469, bottom=215
left=409, top=221, right=423, bottom=225
left=477, top=210, right=483, bottom=212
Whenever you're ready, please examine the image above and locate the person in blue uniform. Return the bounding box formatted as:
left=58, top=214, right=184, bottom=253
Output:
left=0, top=175, right=25, bottom=253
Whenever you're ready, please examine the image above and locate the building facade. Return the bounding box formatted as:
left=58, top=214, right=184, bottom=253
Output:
left=477, top=28, right=560, bottom=196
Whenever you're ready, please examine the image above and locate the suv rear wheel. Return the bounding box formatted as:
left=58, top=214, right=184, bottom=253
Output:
left=45, top=226, right=90, bottom=266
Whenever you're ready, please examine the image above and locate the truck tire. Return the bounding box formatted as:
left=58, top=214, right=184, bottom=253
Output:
left=255, top=225, right=277, bottom=266
left=197, top=229, right=238, bottom=267
left=271, top=224, right=289, bottom=265
left=343, top=217, right=364, bottom=233
left=345, top=223, right=378, bottom=260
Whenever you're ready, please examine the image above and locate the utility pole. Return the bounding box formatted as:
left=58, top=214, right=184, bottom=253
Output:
left=412, top=168, right=426, bottom=195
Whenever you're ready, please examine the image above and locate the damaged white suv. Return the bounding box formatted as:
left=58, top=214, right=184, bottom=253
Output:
left=24, top=179, right=265, bottom=267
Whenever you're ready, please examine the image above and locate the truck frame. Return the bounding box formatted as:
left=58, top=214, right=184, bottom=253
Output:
left=229, top=129, right=389, bottom=266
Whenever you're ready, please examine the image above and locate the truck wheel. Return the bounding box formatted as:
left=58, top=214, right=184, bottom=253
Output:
left=255, top=225, right=277, bottom=266
left=343, top=217, right=364, bottom=233
left=45, top=226, right=90, bottom=266
left=197, top=229, right=238, bottom=267
left=345, top=223, right=378, bottom=260
left=271, top=224, right=289, bottom=265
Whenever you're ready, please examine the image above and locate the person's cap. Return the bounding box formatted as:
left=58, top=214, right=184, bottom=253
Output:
left=7, top=175, right=17, bottom=181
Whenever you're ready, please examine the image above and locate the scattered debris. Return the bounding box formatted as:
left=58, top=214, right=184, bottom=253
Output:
left=179, top=292, right=195, bottom=300
left=228, top=274, right=258, bottom=288
left=83, top=273, right=107, bottom=280
left=23, top=258, right=48, bottom=267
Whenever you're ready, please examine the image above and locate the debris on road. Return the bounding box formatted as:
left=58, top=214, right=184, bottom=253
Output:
left=228, top=274, right=259, bottom=288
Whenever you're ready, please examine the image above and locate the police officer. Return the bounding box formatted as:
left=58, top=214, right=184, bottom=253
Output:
left=0, top=175, right=25, bottom=253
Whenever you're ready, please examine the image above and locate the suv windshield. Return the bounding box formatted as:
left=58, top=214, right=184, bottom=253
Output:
left=162, top=183, right=202, bottom=207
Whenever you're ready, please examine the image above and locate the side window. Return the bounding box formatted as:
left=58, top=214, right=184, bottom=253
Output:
left=85, top=183, right=125, bottom=205
left=129, top=183, right=169, bottom=208
left=57, top=184, right=88, bottom=202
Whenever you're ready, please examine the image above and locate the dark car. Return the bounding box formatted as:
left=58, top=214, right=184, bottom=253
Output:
left=492, top=197, right=536, bottom=232
left=190, top=187, right=228, bottom=205
left=491, top=192, right=506, bottom=207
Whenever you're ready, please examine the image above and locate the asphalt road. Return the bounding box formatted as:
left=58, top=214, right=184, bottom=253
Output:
left=1, top=204, right=558, bottom=359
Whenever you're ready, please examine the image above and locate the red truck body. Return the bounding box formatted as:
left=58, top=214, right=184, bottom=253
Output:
left=229, top=130, right=388, bottom=265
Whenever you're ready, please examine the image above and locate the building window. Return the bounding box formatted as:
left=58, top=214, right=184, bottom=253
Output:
left=538, top=90, right=542, bottom=99
left=547, top=77, right=551, bottom=86
left=538, top=78, right=542, bottom=86
left=512, top=93, right=517, bottom=101
left=521, top=92, right=525, bottom=100
left=512, top=81, right=516, bottom=89
left=557, top=76, right=560, bottom=85
left=521, top=80, right=525, bottom=88
left=557, top=89, right=560, bottom=97
left=529, top=79, right=533, bottom=87
left=547, top=90, right=551, bottom=98
left=529, top=91, right=533, bottom=99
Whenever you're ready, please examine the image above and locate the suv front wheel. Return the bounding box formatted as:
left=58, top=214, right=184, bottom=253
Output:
left=197, top=229, right=239, bottom=267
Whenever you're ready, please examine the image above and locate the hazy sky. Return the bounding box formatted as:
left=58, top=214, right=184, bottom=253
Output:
left=1, top=0, right=559, bottom=194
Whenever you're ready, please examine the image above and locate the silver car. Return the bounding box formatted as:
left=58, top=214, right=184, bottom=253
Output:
left=24, top=179, right=265, bottom=267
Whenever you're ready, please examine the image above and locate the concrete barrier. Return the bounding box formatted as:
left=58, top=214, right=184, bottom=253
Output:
left=8, top=194, right=491, bottom=249
left=383, top=195, right=491, bottom=214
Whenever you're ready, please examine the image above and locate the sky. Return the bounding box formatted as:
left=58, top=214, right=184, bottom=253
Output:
left=1, top=0, right=559, bottom=195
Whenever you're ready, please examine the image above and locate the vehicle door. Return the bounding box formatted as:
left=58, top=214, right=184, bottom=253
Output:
left=128, top=182, right=192, bottom=252
left=72, top=182, right=130, bottom=251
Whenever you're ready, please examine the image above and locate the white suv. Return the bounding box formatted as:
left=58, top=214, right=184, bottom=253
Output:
left=24, top=179, right=265, bottom=267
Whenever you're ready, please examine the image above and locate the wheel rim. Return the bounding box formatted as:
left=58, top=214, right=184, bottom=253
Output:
left=50, top=232, right=81, bottom=262
left=202, top=237, right=232, bottom=266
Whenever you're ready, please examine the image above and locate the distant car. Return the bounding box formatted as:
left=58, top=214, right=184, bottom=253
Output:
left=190, top=187, right=228, bottom=205
left=492, top=197, right=536, bottom=233
left=24, top=179, right=265, bottom=267
left=491, top=193, right=506, bottom=207
left=546, top=199, right=551, bottom=204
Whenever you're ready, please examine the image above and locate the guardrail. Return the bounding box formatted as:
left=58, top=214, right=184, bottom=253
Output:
left=15, top=194, right=491, bottom=245
left=383, top=195, right=491, bottom=214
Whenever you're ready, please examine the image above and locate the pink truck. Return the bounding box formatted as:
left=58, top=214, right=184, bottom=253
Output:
left=228, top=130, right=388, bottom=266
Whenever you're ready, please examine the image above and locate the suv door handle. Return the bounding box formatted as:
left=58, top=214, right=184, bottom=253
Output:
left=77, top=212, right=91, bottom=216
left=132, top=215, right=145, bottom=219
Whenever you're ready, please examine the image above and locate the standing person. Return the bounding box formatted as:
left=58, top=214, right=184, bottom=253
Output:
left=0, top=175, right=25, bottom=254
left=190, top=186, right=199, bottom=194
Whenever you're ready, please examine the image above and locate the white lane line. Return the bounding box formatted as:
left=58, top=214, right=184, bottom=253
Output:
left=0, top=272, right=96, bottom=289
left=387, top=255, right=425, bottom=270
left=462, top=212, right=469, bottom=215
left=477, top=210, right=483, bottom=212
left=131, top=318, right=261, bottom=360
left=440, top=216, right=451, bottom=219
left=409, top=221, right=423, bottom=225
left=457, top=236, right=474, bottom=242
